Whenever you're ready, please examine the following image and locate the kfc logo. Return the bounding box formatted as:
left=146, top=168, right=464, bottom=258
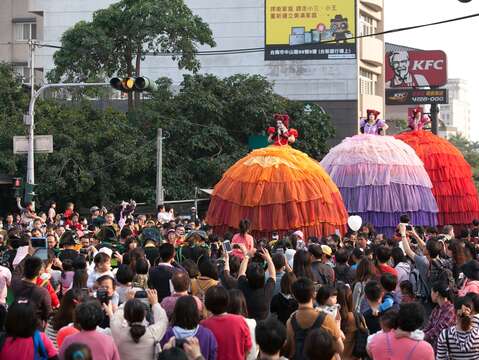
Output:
left=385, top=50, right=447, bottom=88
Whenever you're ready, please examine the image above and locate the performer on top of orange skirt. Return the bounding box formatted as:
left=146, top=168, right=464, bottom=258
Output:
left=206, top=114, right=348, bottom=239
left=395, top=107, right=479, bottom=227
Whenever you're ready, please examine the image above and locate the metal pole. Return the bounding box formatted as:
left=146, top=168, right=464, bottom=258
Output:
left=24, top=82, right=110, bottom=204
left=430, top=103, right=439, bottom=135
left=156, top=128, right=164, bottom=206
left=25, top=40, right=36, bottom=205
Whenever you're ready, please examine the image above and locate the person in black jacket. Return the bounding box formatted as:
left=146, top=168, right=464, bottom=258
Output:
left=147, top=243, right=184, bottom=301
left=270, top=272, right=298, bottom=324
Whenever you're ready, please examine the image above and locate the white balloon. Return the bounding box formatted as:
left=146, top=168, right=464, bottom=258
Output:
left=347, top=215, right=362, bottom=232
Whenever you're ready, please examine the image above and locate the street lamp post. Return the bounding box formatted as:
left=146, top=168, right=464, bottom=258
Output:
left=25, top=82, right=110, bottom=205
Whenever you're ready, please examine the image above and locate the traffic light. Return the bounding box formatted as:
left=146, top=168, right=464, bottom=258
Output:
left=110, top=77, right=157, bottom=93
left=12, top=177, right=22, bottom=198
left=12, top=177, right=22, bottom=189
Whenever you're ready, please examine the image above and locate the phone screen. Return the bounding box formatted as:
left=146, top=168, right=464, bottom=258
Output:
left=276, top=248, right=284, bottom=255
left=223, top=240, right=232, bottom=253
left=31, top=237, right=47, bottom=248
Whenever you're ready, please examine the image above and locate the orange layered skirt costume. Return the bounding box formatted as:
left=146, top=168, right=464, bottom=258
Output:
left=206, top=145, right=348, bottom=238
left=395, top=130, right=479, bottom=226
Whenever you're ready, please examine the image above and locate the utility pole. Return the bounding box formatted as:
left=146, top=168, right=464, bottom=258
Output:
left=25, top=40, right=36, bottom=206
left=430, top=103, right=439, bottom=135
left=156, top=128, right=164, bottom=207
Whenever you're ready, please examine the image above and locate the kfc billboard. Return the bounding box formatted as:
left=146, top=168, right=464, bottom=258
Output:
left=385, top=50, right=447, bottom=88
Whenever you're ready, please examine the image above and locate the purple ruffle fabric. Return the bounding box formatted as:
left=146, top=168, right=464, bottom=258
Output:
left=325, top=164, right=432, bottom=188
left=321, top=135, right=438, bottom=236
left=340, top=184, right=438, bottom=213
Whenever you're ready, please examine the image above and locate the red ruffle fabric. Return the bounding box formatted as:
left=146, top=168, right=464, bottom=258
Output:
left=206, top=146, right=348, bottom=238
left=394, top=130, right=479, bottom=226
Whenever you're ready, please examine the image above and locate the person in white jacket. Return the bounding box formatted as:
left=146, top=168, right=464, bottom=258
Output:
left=104, top=288, right=168, bottom=360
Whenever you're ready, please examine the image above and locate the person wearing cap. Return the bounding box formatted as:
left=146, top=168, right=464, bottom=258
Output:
left=89, top=206, right=105, bottom=227
left=360, top=109, right=388, bottom=135
left=309, top=244, right=335, bottom=285
left=458, top=260, right=479, bottom=296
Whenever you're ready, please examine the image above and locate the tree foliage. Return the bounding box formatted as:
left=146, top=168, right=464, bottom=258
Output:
left=131, top=74, right=336, bottom=200
left=449, top=134, right=479, bottom=191
left=0, top=63, right=336, bottom=208
left=48, top=0, right=215, bottom=82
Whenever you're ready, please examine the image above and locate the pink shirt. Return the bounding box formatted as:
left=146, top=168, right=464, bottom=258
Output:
left=368, top=331, right=434, bottom=360
left=59, top=330, right=120, bottom=360
left=0, top=332, right=57, bottom=360
left=231, top=233, right=254, bottom=259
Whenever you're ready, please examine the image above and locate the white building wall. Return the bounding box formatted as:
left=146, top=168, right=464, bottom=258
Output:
left=33, top=0, right=358, bottom=101
left=440, top=79, right=471, bottom=139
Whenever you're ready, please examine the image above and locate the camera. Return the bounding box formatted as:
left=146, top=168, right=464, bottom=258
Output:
left=135, top=290, right=149, bottom=306
left=96, top=287, right=110, bottom=305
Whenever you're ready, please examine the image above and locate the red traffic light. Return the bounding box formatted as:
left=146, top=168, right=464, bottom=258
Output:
left=12, top=177, right=22, bottom=188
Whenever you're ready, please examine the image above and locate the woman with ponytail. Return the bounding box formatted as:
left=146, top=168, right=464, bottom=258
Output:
left=436, top=297, right=479, bottom=359
left=231, top=218, right=255, bottom=260
left=160, top=296, right=217, bottom=360
left=423, top=282, right=456, bottom=351
left=107, top=289, right=168, bottom=360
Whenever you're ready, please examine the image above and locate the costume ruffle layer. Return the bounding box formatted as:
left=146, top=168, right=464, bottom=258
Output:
left=206, top=146, right=349, bottom=238
left=320, top=134, right=425, bottom=166
left=322, top=164, right=432, bottom=188
left=395, top=130, right=479, bottom=226
left=207, top=192, right=348, bottom=236
left=340, top=183, right=439, bottom=213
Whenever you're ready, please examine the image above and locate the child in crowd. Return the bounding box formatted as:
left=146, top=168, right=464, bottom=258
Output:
left=379, top=273, right=399, bottom=312
left=316, top=285, right=340, bottom=323
left=87, top=249, right=114, bottom=288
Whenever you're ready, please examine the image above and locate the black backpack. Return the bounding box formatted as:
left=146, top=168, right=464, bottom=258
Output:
left=352, top=312, right=370, bottom=358
left=291, top=311, right=327, bottom=360
left=429, top=258, right=455, bottom=290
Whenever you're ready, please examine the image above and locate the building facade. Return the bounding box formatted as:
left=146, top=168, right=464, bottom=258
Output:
left=440, top=78, right=471, bottom=139
left=1, top=0, right=385, bottom=144
left=0, top=0, right=43, bottom=83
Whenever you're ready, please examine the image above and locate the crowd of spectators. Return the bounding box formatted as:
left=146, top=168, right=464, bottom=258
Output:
left=0, top=201, right=479, bottom=360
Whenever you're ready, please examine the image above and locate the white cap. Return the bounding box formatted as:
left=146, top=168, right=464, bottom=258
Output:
left=98, top=247, right=113, bottom=258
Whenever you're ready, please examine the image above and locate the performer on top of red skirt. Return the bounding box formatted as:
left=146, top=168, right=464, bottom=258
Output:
left=395, top=107, right=479, bottom=227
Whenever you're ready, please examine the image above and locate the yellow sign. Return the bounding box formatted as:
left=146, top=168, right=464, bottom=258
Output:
left=265, top=0, right=356, bottom=60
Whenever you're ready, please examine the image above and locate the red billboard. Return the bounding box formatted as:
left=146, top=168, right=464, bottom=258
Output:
left=385, top=50, right=447, bottom=88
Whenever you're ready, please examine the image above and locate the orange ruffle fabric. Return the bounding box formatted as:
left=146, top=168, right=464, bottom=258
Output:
left=394, top=130, right=479, bottom=226
left=206, top=146, right=348, bottom=238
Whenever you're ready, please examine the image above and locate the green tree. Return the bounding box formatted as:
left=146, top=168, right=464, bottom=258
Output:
left=131, top=74, right=336, bottom=200
left=0, top=65, right=336, bottom=208
left=48, top=0, right=216, bottom=108
left=450, top=134, right=479, bottom=191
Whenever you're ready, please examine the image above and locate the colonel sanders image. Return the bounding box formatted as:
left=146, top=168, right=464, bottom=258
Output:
left=386, top=51, right=429, bottom=88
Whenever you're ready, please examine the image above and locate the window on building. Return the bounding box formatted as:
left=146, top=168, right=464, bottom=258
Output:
left=360, top=14, right=377, bottom=37
left=13, top=66, right=30, bottom=83
left=360, top=69, right=376, bottom=95
left=14, top=22, right=37, bottom=41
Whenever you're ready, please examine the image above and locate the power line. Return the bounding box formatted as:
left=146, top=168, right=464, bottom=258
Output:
left=34, top=12, right=479, bottom=56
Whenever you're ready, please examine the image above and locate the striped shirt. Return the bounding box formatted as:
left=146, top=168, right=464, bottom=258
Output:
left=45, top=321, right=58, bottom=349
left=436, top=326, right=479, bottom=360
